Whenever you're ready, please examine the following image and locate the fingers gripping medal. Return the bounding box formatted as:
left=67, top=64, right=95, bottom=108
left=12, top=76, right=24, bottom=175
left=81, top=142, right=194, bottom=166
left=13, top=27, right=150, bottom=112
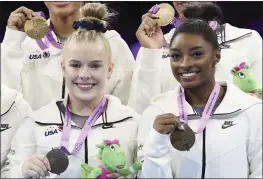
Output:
left=149, top=3, right=175, bottom=26
left=24, top=16, right=48, bottom=40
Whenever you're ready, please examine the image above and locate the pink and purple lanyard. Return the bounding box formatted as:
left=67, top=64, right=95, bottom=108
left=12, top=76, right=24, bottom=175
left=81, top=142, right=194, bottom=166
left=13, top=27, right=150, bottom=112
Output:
left=178, top=83, right=221, bottom=133
left=58, top=96, right=107, bottom=155
left=35, top=12, right=63, bottom=50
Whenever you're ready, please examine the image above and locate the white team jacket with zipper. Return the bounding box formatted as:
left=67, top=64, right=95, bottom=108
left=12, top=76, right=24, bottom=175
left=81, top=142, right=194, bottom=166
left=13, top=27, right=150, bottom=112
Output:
left=1, top=95, right=139, bottom=178
left=1, top=23, right=135, bottom=111
left=137, top=81, right=262, bottom=178
left=1, top=84, right=32, bottom=168
left=129, top=23, right=263, bottom=114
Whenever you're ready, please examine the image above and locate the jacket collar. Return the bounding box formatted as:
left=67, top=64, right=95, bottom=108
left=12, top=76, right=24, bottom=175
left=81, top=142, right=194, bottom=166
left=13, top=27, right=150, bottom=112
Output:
left=32, top=95, right=138, bottom=127
left=151, top=81, right=261, bottom=116
left=218, top=23, right=252, bottom=43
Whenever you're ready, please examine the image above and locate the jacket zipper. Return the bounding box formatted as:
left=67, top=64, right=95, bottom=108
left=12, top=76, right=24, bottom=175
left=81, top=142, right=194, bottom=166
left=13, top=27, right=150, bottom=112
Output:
left=201, top=128, right=206, bottom=179
left=192, top=109, right=206, bottom=178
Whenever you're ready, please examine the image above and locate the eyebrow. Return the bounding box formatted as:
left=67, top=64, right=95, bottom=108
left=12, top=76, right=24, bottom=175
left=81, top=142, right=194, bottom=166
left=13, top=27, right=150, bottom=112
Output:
left=170, top=46, right=204, bottom=52
left=69, top=60, right=103, bottom=63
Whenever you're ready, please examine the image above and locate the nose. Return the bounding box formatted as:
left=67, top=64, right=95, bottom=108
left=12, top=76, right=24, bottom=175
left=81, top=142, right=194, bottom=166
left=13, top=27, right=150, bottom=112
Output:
left=79, top=66, right=91, bottom=80
left=180, top=56, right=193, bottom=70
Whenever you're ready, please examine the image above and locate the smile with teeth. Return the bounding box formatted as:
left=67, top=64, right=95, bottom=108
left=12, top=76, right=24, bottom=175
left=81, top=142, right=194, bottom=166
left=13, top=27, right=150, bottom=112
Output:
left=181, top=72, right=198, bottom=77
left=54, top=1, right=69, bottom=3
left=77, top=83, right=95, bottom=90
left=53, top=2, right=70, bottom=4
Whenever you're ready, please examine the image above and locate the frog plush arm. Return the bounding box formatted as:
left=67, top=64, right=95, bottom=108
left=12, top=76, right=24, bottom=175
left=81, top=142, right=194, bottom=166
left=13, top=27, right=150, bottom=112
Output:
left=80, top=164, right=102, bottom=178
left=117, top=161, right=142, bottom=177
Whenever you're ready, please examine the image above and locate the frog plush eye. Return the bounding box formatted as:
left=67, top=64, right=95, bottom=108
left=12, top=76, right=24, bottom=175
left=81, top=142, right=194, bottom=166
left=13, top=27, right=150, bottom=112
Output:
left=238, top=72, right=245, bottom=79
left=109, top=145, right=115, bottom=151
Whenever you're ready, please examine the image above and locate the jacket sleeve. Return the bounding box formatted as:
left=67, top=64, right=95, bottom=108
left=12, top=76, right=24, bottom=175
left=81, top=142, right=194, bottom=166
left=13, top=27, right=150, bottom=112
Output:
left=246, top=31, right=262, bottom=88
left=1, top=117, right=37, bottom=178
left=128, top=47, right=163, bottom=114
left=137, top=105, right=173, bottom=178
left=1, top=27, right=27, bottom=93
left=246, top=103, right=262, bottom=178
left=106, top=34, right=135, bottom=105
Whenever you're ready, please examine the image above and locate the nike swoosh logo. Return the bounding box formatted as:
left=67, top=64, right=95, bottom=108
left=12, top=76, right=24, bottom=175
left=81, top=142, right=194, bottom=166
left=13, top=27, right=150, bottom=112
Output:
left=0, top=127, right=11, bottom=132
left=222, top=124, right=236, bottom=129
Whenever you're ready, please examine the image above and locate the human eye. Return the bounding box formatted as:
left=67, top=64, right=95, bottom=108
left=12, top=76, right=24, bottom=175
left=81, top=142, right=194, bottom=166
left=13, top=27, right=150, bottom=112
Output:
left=170, top=53, right=181, bottom=61
left=191, top=51, right=204, bottom=58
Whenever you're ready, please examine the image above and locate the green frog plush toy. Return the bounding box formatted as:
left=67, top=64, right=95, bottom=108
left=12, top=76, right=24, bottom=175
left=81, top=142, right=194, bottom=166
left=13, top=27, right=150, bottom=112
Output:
left=80, top=139, right=142, bottom=178
left=231, top=62, right=262, bottom=93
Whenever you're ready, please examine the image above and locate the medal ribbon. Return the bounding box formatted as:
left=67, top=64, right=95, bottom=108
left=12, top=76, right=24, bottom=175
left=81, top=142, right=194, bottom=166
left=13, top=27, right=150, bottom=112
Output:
left=178, top=83, right=221, bottom=133
left=59, top=96, right=107, bottom=155
left=35, top=12, right=63, bottom=50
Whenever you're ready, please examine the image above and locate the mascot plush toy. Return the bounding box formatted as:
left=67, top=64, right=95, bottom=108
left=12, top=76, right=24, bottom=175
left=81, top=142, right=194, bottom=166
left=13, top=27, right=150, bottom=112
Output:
left=80, top=140, right=142, bottom=178
left=231, top=62, right=262, bottom=93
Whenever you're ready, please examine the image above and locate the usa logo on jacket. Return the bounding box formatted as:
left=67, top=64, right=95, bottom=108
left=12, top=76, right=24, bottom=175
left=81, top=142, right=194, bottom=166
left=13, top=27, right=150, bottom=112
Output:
left=45, top=126, right=60, bottom=137
left=29, top=51, right=50, bottom=60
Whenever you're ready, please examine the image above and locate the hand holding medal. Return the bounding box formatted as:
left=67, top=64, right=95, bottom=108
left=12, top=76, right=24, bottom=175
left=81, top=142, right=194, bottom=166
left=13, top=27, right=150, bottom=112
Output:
left=148, top=3, right=175, bottom=26
left=7, top=6, right=48, bottom=40
left=153, top=113, right=184, bottom=135
left=170, top=83, right=221, bottom=151
left=153, top=113, right=195, bottom=151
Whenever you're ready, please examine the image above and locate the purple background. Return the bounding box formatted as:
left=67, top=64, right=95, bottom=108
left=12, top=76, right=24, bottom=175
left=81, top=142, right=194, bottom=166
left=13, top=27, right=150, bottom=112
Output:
left=0, top=1, right=262, bottom=58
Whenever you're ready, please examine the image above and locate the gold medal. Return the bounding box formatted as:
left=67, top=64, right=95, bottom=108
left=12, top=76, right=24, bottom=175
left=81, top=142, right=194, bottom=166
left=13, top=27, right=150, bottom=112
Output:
left=170, top=125, right=195, bottom=151
left=155, top=3, right=175, bottom=26
left=24, top=16, right=48, bottom=40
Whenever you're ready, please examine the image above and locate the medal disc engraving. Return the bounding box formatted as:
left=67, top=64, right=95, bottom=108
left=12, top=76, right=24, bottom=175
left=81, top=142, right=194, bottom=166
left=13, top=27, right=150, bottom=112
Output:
left=155, top=3, right=175, bottom=26
left=170, top=125, right=195, bottom=151
left=24, top=16, right=48, bottom=40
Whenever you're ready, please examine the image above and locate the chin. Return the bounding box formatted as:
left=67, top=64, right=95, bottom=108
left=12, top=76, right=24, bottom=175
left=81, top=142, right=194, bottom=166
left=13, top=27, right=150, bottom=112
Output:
left=52, top=10, right=73, bottom=18
left=75, top=95, right=97, bottom=103
left=180, top=81, right=202, bottom=89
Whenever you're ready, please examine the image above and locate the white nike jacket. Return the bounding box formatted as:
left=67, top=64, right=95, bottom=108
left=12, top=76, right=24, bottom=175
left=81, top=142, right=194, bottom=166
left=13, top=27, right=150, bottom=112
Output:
left=137, top=81, right=262, bottom=178
left=1, top=84, right=32, bottom=168
left=1, top=25, right=135, bottom=111
left=129, top=23, right=263, bottom=114
left=1, top=95, right=139, bottom=178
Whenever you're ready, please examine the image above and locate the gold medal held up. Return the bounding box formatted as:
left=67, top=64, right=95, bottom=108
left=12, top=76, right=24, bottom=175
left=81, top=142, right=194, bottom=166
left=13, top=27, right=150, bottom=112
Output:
left=24, top=16, right=49, bottom=40
left=153, top=3, right=175, bottom=26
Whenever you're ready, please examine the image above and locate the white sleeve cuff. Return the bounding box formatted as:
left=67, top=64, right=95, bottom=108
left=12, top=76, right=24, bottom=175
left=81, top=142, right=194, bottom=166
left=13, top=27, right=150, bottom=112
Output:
left=2, top=27, right=27, bottom=46
left=136, top=47, right=163, bottom=69
left=143, top=127, right=170, bottom=158
left=148, top=127, right=170, bottom=145
left=18, top=162, right=25, bottom=178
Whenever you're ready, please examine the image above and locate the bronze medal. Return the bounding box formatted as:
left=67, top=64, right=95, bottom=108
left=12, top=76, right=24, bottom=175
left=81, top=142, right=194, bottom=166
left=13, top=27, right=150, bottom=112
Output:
left=170, top=125, right=195, bottom=151
left=155, top=3, right=175, bottom=26
left=24, top=16, right=48, bottom=40
left=46, top=148, right=69, bottom=175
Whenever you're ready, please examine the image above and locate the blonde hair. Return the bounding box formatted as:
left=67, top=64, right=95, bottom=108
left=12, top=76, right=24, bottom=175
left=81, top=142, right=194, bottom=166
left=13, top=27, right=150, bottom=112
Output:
left=63, top=2, right=116, bottom=62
